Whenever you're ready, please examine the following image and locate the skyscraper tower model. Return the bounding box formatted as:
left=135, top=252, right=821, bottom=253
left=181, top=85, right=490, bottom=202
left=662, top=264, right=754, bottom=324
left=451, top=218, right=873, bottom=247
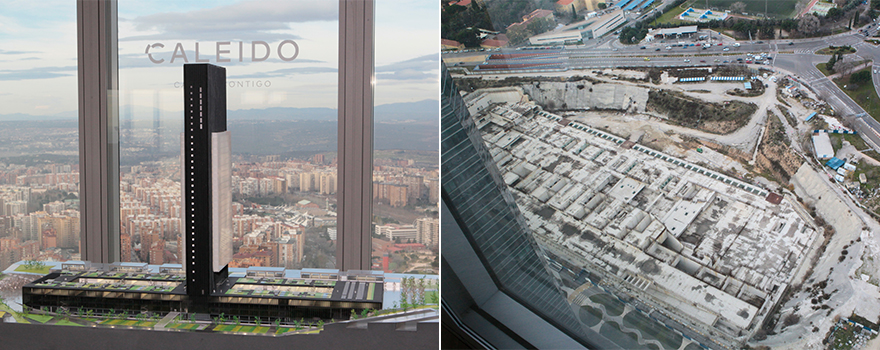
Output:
left=182, top=63, right=232, bottom=303
left=22, top=64, right=383, bottom=321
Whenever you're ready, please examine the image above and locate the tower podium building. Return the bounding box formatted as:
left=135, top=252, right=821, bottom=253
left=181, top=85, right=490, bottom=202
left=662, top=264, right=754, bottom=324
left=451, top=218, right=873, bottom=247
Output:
left=22, top=64, right=382, bottom=320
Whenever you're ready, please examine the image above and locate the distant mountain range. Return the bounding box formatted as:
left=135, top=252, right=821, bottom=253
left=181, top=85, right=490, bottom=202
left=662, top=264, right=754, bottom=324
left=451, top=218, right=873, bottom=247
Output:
left=0, top=99, right=439, bottom=123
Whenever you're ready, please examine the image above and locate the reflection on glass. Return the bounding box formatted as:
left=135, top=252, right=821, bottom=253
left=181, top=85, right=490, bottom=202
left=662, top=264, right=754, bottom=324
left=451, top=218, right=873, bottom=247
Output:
left=118, top=0, right=339, bottom=269
left=369, top=0, right=440, bottom=275
left=0, top=1, right=80, bottom=274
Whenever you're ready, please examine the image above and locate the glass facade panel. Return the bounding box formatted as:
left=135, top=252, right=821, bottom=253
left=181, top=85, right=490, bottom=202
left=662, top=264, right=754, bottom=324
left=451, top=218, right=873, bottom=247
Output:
left=440, top=65, right=588, bottom=343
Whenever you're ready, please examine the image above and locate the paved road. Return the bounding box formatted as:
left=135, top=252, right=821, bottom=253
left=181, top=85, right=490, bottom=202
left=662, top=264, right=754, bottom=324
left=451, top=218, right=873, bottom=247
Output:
left=444, top=27, right=880, bottom=155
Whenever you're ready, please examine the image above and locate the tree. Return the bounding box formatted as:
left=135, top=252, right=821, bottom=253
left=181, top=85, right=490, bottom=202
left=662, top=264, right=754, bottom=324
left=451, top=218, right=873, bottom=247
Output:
left=598, top=2, right=607, bottom=9
left=730, top=1, right=747, bottom=13
left=452, top=28, right=481, bottom=48
left=826, top=7, right=842, bottom=20
left=836, top=60, right=856, bottom=76
left=827, top=53, right=839, bottom=72
left=851, top=70, right=872, bottom=84
left=798, top=14, right=820, bottom=35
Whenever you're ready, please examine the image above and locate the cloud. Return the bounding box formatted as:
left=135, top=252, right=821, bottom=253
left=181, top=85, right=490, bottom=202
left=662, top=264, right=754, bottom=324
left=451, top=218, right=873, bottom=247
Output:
left=375, top=54, right=438, bottom=81
left=0, top=49, right=40, bottom=55
left=228, top=66, right=338, bottom=79
left=121, top=0, right=337, bottom=42
left=0, top=66, right=76, bottom=81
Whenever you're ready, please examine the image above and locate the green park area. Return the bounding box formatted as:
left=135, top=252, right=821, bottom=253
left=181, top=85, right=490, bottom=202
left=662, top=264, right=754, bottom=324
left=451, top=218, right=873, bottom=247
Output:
left=706, top=0, right=798, bottom=17
left=25, top=314, right=53, bottom=324
left=213, top=325, right=269, bottom=334
left=14, top=263, right=51, bottom=275
left=832, top=68, right=880, bottom=123
left=650, top=0, right=694, bottom=26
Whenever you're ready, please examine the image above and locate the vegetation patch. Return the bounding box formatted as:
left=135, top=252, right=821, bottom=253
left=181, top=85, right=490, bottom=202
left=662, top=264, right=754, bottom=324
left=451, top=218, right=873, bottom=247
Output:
left=727, top=80, right=765, bottom=97
left=778, top=105, right=798, bottom=127
left=833, top=68, right=880, bottom=124
left=815, top=45, right=857, bottom=55
left=25, top=314, right=53, bottom=324
left=15, top=260, right=51, bottom=275
left=168, top=322, right=200, bottom=330
left=55, top=319, right=84, bottom=327
left=646, top=89, right=757, bottom=134
left=650, top=0, right=695, bottom=26
left=855, top=159, right=880, bottom=216
left=816, top=63, right=832, bottom=77
left=708, top=0, right=799, bottom=17
left=754, top=111, right=803, bottom=184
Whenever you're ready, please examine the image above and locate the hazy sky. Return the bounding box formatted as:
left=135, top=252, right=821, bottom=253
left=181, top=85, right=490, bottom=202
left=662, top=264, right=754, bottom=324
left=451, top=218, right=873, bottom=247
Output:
left=0, top=0, right=439, bottom=117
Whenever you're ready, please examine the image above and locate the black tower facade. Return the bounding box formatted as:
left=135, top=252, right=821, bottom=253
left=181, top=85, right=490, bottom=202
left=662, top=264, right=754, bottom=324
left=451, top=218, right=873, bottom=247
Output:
left=183, top=64, right=232, bottom=304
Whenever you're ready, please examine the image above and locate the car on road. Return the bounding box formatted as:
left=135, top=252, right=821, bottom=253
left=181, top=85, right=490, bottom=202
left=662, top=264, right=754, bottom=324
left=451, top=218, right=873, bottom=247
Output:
left=723, top=60, right=729, bottom=63
left=718, top=43, right=723, bottom=46
left=745, top=60, right=752, bottom=64
left=644, top=57, right=651, bottom=61
left=640, top=46, right=646, bottom=49
left=723, top=47, right=729, bottom=51
left=684, top=59, right=690, bottom=62
left=788, top=42, right=794, bottom=45
left=713, top=59, right=719, bottom=62
left=734, top=42, right=741, bottom=47
left=656, top=48, right=661, bottom=51
left=757, top=41, right=764, bottom=44
left=666, top=46, right=672, bottom=50
left=612, top=48, right=618, bottom=51
left=700, top=59, right=706, bottom=62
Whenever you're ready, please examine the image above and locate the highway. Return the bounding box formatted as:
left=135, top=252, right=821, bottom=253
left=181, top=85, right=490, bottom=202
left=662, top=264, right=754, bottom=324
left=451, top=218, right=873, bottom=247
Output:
left=443, top=26, right=880, bottom=152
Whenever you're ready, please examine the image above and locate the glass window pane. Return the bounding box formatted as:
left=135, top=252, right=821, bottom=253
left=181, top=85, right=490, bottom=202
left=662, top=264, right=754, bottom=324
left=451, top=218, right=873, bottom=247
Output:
left=0, top=1, right=79, bottom=269
left=118, top=0, right=338, bottom=269
left=371, top=1, right=439, bottom=274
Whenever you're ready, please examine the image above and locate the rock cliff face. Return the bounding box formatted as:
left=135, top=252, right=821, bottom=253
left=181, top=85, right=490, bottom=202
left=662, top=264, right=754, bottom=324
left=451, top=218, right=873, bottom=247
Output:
left=520, top=80, right=649, bottom=113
